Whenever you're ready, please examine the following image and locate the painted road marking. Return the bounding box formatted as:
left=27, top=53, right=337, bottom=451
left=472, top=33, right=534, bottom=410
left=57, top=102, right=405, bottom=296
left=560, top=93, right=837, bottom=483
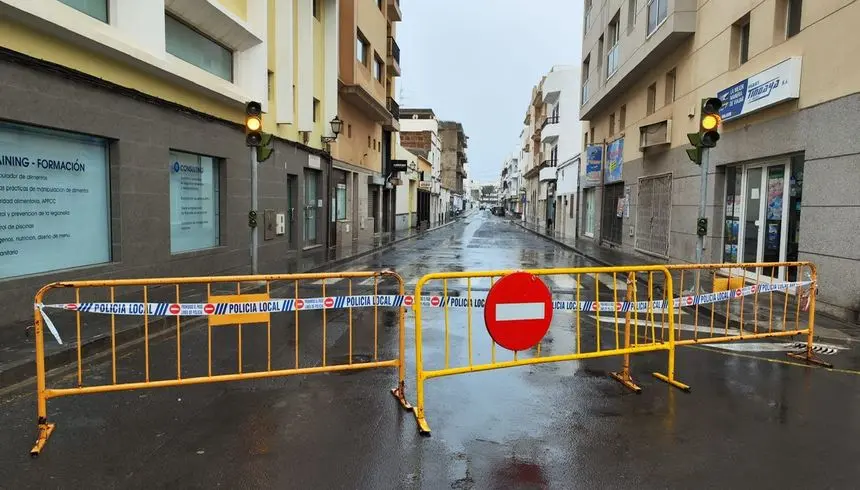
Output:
left=496, top=302, right=546, bottom=321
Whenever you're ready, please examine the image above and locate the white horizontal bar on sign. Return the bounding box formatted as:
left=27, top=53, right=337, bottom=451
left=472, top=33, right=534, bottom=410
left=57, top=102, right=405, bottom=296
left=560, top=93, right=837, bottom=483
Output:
left=495, top=302, right=545, bottom=321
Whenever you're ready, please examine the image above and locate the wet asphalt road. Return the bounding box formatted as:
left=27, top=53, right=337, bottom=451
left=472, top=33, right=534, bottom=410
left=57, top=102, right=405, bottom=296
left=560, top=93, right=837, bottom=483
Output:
left=2, top=211, right=860, bottom=489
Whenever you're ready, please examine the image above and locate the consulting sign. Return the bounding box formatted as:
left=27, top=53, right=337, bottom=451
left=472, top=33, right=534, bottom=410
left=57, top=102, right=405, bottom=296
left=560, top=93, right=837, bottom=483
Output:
left=718, top=57, right=802, bottom=122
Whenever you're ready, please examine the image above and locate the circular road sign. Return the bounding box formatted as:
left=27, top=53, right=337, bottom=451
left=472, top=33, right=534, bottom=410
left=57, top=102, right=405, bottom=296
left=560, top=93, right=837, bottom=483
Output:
left=169, top=304, right=181, bottom=315
left=483, top=272, right=553, bottom=351
left=203, top=303, right=215, bottom=315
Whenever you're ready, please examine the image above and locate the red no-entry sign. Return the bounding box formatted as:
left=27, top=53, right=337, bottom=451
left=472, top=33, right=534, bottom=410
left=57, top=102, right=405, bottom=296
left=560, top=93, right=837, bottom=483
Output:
left=484, top=272, right=553, bottom=351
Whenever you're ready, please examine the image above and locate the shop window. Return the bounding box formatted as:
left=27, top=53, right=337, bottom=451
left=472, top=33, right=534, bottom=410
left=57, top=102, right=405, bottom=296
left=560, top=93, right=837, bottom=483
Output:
left=169, top=150, right=221, bottom=254
left=0, top=122, right=111, bottom=278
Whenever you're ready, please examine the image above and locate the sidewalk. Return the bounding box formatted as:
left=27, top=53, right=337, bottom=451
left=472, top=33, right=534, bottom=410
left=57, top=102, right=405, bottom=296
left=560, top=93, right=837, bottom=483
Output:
left=0, top=214, right=470, bottom=389
left=511, top=218, right=860, bottom=342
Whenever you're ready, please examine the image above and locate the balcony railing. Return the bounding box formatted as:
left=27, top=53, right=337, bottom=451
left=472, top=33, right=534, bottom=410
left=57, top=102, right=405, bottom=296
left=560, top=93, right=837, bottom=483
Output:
left=387, top=97, right=399, bottom=119
left=606, top=44, right=620, bottom=79
left=541, top=114, right=559, bottom=130
left=541, top=158, right=558, bottom=167
left=388, top=36, right=400, bottom=64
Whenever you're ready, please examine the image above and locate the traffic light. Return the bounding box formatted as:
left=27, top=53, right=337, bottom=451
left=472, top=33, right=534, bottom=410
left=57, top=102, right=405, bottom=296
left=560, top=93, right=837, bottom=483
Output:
left=248, top=210, right=258, bottom=228
left=245, top=101, right=263, bottom=146
left=696, top=217, right=708, bottom=237
left=700, top=97, right=722, bottom=148
left=685, top=97, right=723, bottom=164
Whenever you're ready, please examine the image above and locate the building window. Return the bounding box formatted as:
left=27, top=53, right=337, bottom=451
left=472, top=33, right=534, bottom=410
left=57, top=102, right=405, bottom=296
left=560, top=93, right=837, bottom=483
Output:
left=620, top=104, right=627, bottom=129
left=348, top=124, right=352, bottom=138
left=646, top=82, right=657, bottom=115
left=647, top=0, right=668, bottom=36
left=665, top=68, right=676, bottom=104
left=584, top=131, right=589, bottom=150
left=313, top=98, right=320, bottom=123
left=734, top=15, right=751, bottom=66
left=368, top=135, right=371, bottom=148
left=786, top=0, right=802, bottom=38
left=607, top=12, right=621, bottom=79
left=374, top=54, right=384, bottom=81
left=59, top=0, right=108, bottom=23
left=590, top=126, right=595, bottom=145
left=584, top=0, right=592, bottom=34
left=627, top=0, right=636, bottom=34
left=0, top=122, right=110, bottom=278
left=313, top=0, right=320, bottom=20
left=356, top=30, right=370, bottom=66
left=609, top=113, right=616, bottom=136
left=581, top=55, right=591, bottom=105
left=377, top=0, right=383, bottom=10
left=267, top=71, right=274, bottom=102
left=169, top=150, right=221, bottom=254
left=304, top=170, right=320, bottom=246
left=165, top=15, right=233, bottom=82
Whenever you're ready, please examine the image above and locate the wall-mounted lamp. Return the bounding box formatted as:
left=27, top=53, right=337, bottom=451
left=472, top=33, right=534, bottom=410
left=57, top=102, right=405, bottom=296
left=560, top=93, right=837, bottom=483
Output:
left=321, top=116, right=344, bottom=146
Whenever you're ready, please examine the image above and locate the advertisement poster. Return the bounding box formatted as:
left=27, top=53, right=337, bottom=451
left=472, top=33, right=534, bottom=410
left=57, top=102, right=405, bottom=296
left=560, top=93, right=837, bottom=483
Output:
left=583, top=145, right=603, bottom=187
left=605, top=138, right=624, bottom=183
left=169, top=151, right=219, bottom=254
left=766, top=169, right=784, bottom=220
left=0, top=124, right=110, bottom=278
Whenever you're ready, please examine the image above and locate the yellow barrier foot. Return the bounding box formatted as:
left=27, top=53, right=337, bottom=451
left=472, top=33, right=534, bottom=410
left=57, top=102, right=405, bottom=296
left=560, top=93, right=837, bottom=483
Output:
left=786, top=352, right=834, bottom=369
left=652, top=372, right=691, bottom=392
left=390, top=385, right=414, bottom=412
left=609, top=372, right=642, bottom=393
left=30, top=421, right=55, bottom=458
left=415, top=415, right=431, bottom=437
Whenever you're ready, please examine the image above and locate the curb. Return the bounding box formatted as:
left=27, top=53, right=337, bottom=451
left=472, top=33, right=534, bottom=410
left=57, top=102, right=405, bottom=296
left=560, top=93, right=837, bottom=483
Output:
left=308, top=214, right=466, bottom=272
left=1, top=214, right=470, bottom=389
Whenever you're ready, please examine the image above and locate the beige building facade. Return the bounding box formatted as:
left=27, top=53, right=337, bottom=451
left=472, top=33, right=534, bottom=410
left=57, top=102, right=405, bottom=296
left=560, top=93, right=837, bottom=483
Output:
left=580, top=0, right=860, bottom=321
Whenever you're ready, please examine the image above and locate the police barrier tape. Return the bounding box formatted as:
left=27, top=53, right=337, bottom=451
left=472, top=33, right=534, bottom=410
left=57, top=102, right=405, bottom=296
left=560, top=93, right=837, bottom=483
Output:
left=38, top=280, right=813, bottom=318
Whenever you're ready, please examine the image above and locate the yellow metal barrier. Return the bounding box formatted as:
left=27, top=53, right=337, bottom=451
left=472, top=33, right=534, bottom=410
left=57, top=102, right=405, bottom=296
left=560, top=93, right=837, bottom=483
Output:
left=659, top=261, right=828, bottom=365
left=412, top=265, right=688, bottom=435
left=30, top=271, right=412, bottom=456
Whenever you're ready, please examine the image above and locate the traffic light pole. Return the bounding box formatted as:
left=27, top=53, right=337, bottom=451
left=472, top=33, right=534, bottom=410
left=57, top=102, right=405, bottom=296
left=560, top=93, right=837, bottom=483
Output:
left=250, top=147, right=259, bottom=275
left=695, top=147, right=709, bottom=264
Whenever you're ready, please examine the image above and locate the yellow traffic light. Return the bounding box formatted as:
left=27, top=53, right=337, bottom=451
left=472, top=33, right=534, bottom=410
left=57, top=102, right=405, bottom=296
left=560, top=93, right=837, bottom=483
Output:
left=246, top=116, right=261, bottom=132
left=701, top=114, right=720, bottom=131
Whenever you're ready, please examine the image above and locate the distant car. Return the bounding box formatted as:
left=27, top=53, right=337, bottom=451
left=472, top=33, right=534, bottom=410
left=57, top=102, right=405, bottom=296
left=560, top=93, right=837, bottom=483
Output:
left=479, top=205, right=486, bottom=210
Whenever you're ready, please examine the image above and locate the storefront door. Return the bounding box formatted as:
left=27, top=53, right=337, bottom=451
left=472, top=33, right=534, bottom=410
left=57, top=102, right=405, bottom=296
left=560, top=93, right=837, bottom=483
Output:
left=723, top=157, right=803, bottom=281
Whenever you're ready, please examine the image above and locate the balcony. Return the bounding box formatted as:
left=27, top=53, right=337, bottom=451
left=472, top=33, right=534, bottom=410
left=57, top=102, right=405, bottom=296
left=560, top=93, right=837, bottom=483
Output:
left=580, top=0, right=696, bottom=120
left=339, top=80, right=396, bottom=130
left=387, top=97, right=400, bottom=120
left=539, top=166, right=557, bottom=182
left=387, top=37, right=401, bottom=76
left=540, top=116, right=560, bottom=143
left=387, top=0, right=402, bottom=22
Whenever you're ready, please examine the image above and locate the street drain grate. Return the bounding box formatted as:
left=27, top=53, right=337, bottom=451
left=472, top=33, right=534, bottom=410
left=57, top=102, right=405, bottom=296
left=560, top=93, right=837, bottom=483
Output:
left=784, top=342, right=842, bottom=356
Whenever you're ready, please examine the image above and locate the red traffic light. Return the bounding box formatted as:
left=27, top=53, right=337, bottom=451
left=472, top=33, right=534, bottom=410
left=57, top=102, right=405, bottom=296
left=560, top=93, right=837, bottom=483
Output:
left=702, top=97, right=722, bottom=115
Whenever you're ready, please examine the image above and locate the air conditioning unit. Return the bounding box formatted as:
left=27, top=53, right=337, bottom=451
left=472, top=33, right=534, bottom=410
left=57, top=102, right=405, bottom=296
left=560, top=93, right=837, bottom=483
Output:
left=639, top=119, right=672, bottom=150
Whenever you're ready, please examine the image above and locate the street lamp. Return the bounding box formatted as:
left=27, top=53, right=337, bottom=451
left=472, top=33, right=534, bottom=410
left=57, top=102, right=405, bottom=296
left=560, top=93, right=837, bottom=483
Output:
left=322, top=115, right=343, bottom=146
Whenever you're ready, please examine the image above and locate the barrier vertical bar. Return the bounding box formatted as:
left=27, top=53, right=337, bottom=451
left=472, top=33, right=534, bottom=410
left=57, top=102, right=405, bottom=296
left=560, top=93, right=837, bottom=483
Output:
left=322, top=279, right=327, bottom=367
left=693, top=271, right=701, bottom=341
left=610, top=272, right=641, bottom=392
left=414, top=275, right=431, bottom=435
left=176, top=284, right=182, bottom=380
left=724, top=269, right=732, bottom=336
left=753, top=270, right=761, bottom=334
left=653, top=269, right=690, bottom=391
left=444, top=278, right=450, bottom=369
left=677, top=271, right=685, bottom=341
left=76, top=288, right=82, bottom=387
left=348, top=279, right=353, bottom=365
left=143, top=285, right=150, bottom=383
left=612, top=272, right=620, bottom=350
left=594, top=273, right=601, bottom=352
left=390, top=272, right=412, bottom=410
left=207, top=283, right=212, bottom=376
left=467, top=277, right=473, bottom=367
left=110, top=286, right=117, bottom=384
left=294, top=280, right=300, bottom=369
left=490, top=276, right=496, bottom=364
left=575, top=273, right=581, bottom=354
left=374, top=276, right=378, bottom=361
left=31, top=287, right=55, bottom=456
left=237, top=282, right=243, bottom=374
left=266, top=281, right=271, bottom=371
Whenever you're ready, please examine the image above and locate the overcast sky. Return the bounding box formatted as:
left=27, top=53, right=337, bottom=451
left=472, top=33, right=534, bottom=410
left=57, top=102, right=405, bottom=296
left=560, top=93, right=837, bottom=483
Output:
left=397, top=0, right=584, bottom=184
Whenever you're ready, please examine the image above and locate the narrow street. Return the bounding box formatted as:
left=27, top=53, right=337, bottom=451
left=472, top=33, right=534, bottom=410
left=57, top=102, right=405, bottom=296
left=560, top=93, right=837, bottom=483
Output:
left=1, top=211, right=859, bottom=489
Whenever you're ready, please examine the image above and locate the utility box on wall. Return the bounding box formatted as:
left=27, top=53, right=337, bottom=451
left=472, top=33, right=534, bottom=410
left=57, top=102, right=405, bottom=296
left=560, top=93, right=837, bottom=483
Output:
left=264, top=209, right=276, bottom=240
